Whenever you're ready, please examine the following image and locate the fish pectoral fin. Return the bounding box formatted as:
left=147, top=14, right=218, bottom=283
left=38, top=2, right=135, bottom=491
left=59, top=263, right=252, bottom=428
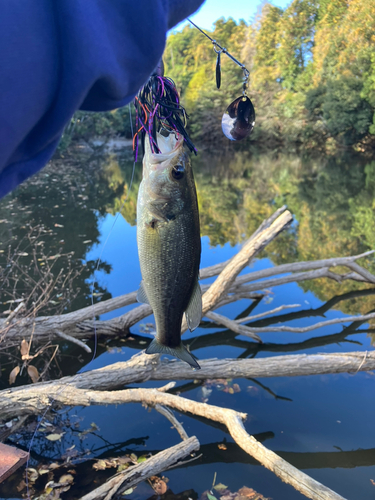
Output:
left=145, top=338, right=200, bottom=370
left=137, top=280, right=150, bottom=304
left=185, top=280, right=202, bottom=332
left=149, top=201, right=177, bottom=223
left=148, top=201, right=169, bottom=223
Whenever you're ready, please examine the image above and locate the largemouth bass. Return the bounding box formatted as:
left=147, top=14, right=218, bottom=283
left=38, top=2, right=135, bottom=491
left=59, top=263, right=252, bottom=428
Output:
left=136, top=132, right=202, bottom=369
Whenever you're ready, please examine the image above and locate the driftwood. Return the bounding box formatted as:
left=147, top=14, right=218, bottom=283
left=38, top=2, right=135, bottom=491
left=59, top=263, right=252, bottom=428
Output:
left=5, top=387, right=347, bottom=500
left=207, top=310, right=375, bottom=336
left=1, top=207, right=374, bottom=346
left=0, top=206, right=293, bottom=342
left=197, top=207, right=293, bottom=317
left=79, top=436, right=200, bottom=500
left=1, top=351, right=373, bottom=419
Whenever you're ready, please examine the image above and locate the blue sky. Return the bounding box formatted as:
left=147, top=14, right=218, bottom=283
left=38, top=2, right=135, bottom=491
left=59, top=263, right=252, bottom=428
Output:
left=173, top=0, right=292, bottom=32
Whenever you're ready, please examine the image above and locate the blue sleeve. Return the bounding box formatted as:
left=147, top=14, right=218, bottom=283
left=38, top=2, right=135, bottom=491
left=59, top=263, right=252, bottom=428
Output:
left=0, top=0, right=204, bottom=198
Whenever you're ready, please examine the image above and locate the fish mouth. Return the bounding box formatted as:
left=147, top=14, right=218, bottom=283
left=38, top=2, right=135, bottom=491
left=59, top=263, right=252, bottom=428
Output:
left=147, top=132, right=184, bottom=165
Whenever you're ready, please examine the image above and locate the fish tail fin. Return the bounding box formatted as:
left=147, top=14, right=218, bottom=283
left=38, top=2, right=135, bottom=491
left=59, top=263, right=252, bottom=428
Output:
left=145, top=338, right=200, bottom=370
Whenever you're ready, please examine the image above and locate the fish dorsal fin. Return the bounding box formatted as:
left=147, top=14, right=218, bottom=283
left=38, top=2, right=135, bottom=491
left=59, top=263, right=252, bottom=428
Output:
left=185, top=280, right=202, bottom=332
left=137, top=280, right=150, bottom=304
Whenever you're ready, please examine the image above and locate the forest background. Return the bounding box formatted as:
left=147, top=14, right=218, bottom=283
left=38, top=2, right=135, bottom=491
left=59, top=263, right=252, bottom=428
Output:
left=61, top=0, right=375, bottom=153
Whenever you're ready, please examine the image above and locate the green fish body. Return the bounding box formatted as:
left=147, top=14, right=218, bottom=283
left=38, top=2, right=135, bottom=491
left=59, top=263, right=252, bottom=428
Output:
left=136, top=133, right=202, bottom=369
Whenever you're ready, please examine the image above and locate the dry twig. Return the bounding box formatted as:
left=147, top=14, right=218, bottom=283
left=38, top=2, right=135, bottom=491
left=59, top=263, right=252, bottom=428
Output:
left=79, top=436, right=200, bottom=500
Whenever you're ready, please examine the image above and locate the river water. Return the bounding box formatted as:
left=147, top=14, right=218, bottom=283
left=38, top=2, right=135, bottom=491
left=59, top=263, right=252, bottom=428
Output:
left=0, top=146, right=374, bottom=500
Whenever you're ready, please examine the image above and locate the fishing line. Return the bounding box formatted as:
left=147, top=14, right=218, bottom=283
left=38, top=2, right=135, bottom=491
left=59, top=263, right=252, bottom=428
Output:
left=187, top=18, right=255, bottom=141
left=25, top=103, right=137, bottom=499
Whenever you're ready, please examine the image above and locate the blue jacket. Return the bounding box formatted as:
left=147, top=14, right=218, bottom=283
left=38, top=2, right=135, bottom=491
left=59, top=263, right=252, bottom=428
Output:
left=0, top=0, right=204, bottom=198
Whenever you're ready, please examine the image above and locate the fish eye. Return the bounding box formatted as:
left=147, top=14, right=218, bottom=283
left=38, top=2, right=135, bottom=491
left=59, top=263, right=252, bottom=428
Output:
left=172, top=164, right=184, bottom=180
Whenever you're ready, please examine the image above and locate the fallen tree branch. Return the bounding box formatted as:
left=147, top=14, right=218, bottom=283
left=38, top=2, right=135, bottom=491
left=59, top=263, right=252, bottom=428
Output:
left=199, top=207, right=293, bottom=317
left=235, top=312, right=375, bottom=334
left=10, top=387, right=347, bottom=500
left=0, top=288, right=262, bottom=342
left=205, top=311, right=262, bottom=342
left=236, top=304, right=301, bottom=323
left=209, top=251, right=375, bottom=279
left=79, top=436, right=200, bottom=500
left=56, top=330, right=91, bottom=353
left=1, top=351, right=374, bottom=418
left=154, top=404, right=189, bottom=441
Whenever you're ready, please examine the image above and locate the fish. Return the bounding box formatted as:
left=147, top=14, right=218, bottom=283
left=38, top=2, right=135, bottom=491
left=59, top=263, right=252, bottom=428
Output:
left=136, top=132, right=202, bottom=369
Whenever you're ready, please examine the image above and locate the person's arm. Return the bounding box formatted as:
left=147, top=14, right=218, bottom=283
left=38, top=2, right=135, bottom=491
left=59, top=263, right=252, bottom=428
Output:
left=0, top=0, right=204, bottom=198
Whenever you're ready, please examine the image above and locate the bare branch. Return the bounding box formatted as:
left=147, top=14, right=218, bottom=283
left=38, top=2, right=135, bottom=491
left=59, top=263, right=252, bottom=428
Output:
left=239, top=312, right=375, bottom=334
left=79, top=436, right=200, bottom=500
left=154, top=404, right=189, bottom=441
left=199, top=208, right=293, bottom=317
left=235, top=304, right=301, bottom=323
left=212, top=250, right=375, bottom=285
left=205, top=311, right=262, bottom=342
left=56, top=330, right=92, bottom=353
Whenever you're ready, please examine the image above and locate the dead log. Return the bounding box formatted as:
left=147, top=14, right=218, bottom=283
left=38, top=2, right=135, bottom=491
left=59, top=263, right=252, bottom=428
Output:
left=1, top=351, right=373, bottom=419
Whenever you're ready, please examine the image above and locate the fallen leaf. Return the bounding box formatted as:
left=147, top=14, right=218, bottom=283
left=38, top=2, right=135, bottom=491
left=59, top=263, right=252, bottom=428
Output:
left=27, top=468, right=39, bottom=482
left=46, top=433, right=64, bottom=441
left=117, top=463, right=130, bottom=472
left=218, top=443, right=227, bottom=450
left=59, top=474, right=74, bottom=485
left=20, top=339, right=29, bottom=357
left=122, top=488, right=134, bottom=495
left=27, top=365, right=39, bottom=383
left=237, top=486, right=258, bottom=499
left=214, top=484, right=228, bottom=491
left=371, top=479, right=375, bottom=486
left=9, top=366, right=20, bottom=385
left=93, top=460, right=107, bottom=470
left=153, top=480, right=167, bottom=495
left=16, top=479, right=26, bottom=492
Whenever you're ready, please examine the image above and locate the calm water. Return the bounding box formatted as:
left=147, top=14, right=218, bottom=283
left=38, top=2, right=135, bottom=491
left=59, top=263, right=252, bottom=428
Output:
left=0, top=146, right=375, bottom=500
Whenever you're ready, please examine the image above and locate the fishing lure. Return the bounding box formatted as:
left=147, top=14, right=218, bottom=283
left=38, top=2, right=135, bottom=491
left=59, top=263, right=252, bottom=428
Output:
left=188, top=18, right=255, bottom=141
left=133, top=71, right=196, bottom=160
